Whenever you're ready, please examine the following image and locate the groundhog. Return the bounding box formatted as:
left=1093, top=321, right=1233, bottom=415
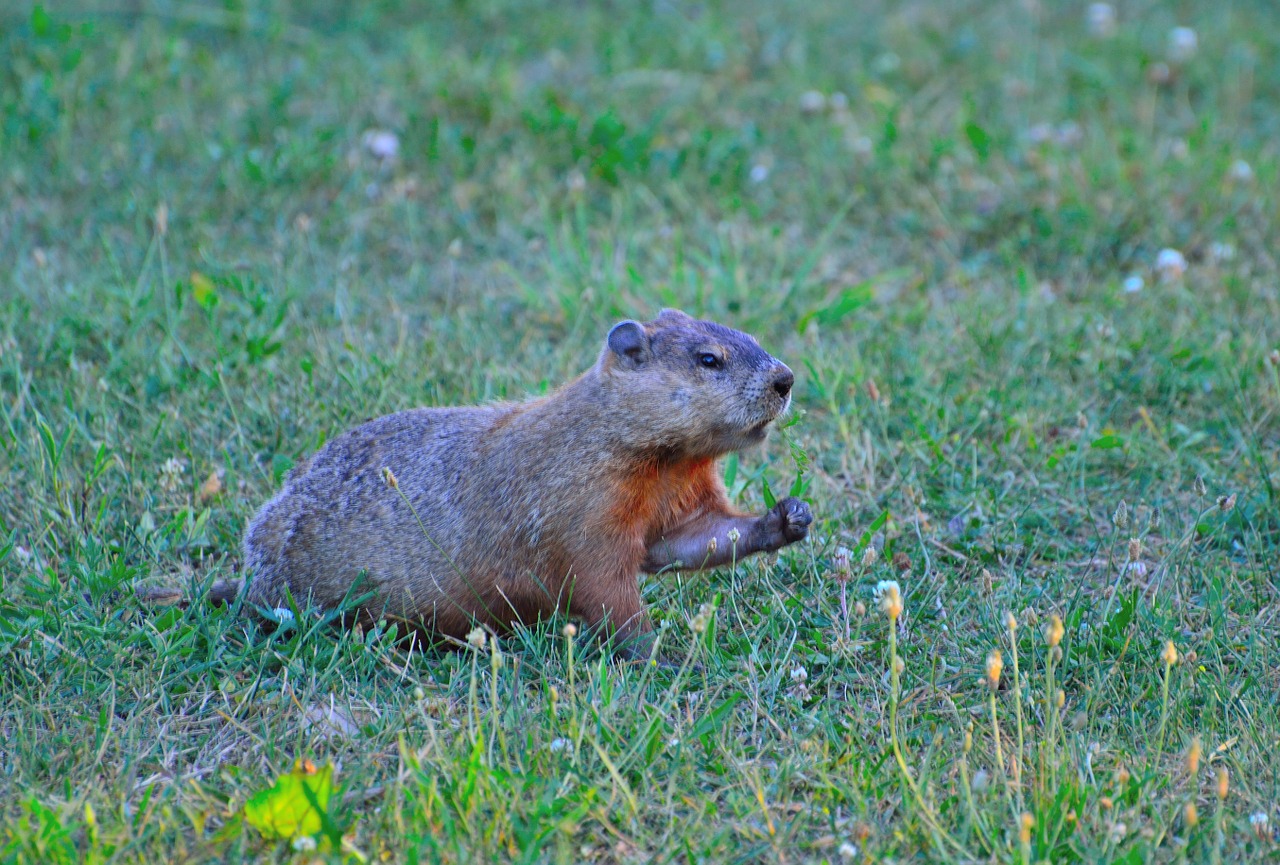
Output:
left=238, top=308, right=812, bottom=659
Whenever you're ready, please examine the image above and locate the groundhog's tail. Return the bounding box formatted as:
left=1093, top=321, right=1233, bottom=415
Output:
left=207, top=579, right=243, bottom=605
left=135, top=578, right=243, bottom=607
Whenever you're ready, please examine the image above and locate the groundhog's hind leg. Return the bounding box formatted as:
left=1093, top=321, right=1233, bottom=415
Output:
left=642, top=497, right=812, bottom=573
left=566, top=572, right=654, bottom=661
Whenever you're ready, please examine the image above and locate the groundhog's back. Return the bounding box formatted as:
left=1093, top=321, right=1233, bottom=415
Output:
left=242, top=406, right=504, bottom=628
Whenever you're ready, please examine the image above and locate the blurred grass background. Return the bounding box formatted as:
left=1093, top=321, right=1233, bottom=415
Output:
left=2, top=1, right=1279, bottom=861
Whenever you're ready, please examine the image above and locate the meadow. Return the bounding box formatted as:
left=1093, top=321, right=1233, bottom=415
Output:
left=2, top=1, right=1279, bottom=861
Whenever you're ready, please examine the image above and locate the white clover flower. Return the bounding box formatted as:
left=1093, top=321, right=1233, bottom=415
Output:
left=1055, top=121, right=1084, bottom=148
left=831, top=546, right=853, bottom=581
left=1229, top=159, right=1254, bottom=183
left=362, top=129, right=400, bottom=160
left=1122, top=275, right=1145, bottom=294
left=872, top=52, right=901, bottom=74
left=690, top=603, right=714, bottom=634
left=1156, top=248, right=1187, bottom=282
left=849, top=135, right=873, bottom=156
left=1025, top=123, right=1054, bottom=145
left=749, top=164, right=770, bottom=184
left=548, top=737, right=571, bottom=753
left=790, top=665, right=808, bottom=683
left=838, top=841, right=858, bottom=860
left=158, top=457, right=187, bottom=493
left=798, top=90, right=827, bottom=114
left=1168, top=26, right=1198, bottom=63
left=1086, top=3, right=1117, bottom=38
left=292, top=835, right=318, bottom=852
left=271, top=607, right=295, bottom=623
left=1208, top=242, right=1236, bottom=263
left=1166, top=138, right=1189, bottom=161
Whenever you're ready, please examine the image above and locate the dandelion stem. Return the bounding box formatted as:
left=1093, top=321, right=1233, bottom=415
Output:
left=958, top=727, right=993, bottom=854
left=1009, top=619, right=1026, bottom=814
left=840, top=582, right=849, bottom=643
left=1042, top=650, right=1057, bottom=808
left=1153, top=656, right=1174, bottom=773
left=989, top=687, right=1013, bottom=819
left=467, top=645, right=480, bottom=741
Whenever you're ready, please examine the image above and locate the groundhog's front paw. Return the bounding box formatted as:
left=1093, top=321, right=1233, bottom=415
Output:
left=759, top=497, right=813, bottom=550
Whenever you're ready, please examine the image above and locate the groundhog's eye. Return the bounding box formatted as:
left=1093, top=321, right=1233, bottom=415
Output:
left=697, top=352, right=723, bottom=369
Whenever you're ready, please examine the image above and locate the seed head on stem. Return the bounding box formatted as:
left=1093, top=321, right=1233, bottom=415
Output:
left=875, top=580, right=903, bottom=621
left=1113, top=500, right=1129, bottom=530
left=832, top=546, right=852, bottom=581
left=1019, top=812, right=1034, bottom=845
left=1046, top=615, right=1064, bottom=648
left=985, top=649, right=1003, bottom=690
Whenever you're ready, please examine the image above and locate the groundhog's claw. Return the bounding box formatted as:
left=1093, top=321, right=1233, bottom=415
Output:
left=758, top=497, right=812, bottom=550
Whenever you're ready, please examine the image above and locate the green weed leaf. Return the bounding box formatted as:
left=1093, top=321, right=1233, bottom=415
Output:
left=243, top=760, right=335, bottom=841
left=190, top=272, right=219, bottom=311
left=691, top=692, right=744, bottom=751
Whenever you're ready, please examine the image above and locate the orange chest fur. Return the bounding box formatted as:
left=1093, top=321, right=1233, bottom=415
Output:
left=608, top=457, right=716, bottom=544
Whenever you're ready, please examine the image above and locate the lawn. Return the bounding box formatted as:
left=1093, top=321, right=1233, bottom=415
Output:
left=2, top=1, right=1279, bottom=861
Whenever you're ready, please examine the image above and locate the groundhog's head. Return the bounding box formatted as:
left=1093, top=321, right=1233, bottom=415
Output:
left=599, top=308, right=794, bottom=457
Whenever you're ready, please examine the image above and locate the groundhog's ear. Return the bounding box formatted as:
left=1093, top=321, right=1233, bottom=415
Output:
left=656, top=308, right=694, bottom=324
left=606, top=320, right=651, bottom=369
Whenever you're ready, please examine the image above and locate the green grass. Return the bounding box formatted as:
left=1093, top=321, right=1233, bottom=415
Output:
left=3, top=0, right=1279, bottom=861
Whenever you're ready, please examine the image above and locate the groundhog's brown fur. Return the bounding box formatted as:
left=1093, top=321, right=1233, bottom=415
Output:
left=239, top=308, right=812, bottom=658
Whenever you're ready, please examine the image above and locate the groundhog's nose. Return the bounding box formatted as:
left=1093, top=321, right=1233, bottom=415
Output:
left=771, top=366, right=794, bottom=399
